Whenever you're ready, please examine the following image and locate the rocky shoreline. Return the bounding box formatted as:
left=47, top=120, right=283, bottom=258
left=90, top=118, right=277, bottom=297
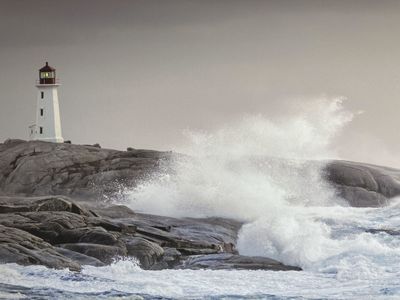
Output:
left=0, top=195, right=301, bottom=271
left=0, top=139, right=399, bottom=271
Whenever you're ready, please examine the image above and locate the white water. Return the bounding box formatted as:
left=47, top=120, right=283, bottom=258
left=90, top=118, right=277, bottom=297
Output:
left=125, top=97, right=360, bottom=270
left=2, top=201, right=400, bottom=299
left=128, top=100, right=348, bottom=218
left=2, top=97, right=400, bottom=299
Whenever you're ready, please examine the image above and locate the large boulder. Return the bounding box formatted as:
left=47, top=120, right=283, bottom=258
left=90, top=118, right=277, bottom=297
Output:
left=324, top=160, right=400, bottom=207
left=124, top=237, right=164, bottom=269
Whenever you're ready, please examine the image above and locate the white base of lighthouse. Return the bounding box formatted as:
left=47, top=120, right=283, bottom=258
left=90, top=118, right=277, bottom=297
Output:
left=30, top=84, right=64, bottom=143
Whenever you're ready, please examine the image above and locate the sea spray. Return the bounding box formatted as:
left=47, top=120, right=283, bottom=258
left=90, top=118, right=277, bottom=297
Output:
left=125, top=97, right=351, bottom=215
left=122, top=97, right=400, bottom=270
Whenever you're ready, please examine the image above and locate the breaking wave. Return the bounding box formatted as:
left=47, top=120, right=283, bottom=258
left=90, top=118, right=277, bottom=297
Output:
left=118, top=97, right=400, bottom=289
left=123, top=97, right=364, bottom=267
left=125, top=97, right=351, bottom=219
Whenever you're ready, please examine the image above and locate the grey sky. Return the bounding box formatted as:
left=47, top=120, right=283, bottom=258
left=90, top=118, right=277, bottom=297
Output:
left=1, top=0, right=400, bottom=167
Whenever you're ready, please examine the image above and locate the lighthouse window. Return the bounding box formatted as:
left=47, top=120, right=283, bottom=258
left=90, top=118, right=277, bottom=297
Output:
left=40, top=72, right=54, bottom=79
left=41, top=92, right=44, bottom=99
left=40, top=109, right=43, bottom=116
left=39, top=127, right=43, bottom=134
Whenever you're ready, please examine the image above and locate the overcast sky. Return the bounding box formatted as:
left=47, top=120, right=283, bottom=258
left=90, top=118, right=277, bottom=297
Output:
left=1, top=0, right=400, bottom=167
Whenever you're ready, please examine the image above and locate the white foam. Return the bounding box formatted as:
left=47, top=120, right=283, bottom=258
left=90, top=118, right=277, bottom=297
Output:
left=1, top=259, right=400, bottom=299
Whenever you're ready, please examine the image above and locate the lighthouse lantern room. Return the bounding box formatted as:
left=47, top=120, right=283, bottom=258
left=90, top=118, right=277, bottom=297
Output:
left=29, top=62, right=64, bottom=143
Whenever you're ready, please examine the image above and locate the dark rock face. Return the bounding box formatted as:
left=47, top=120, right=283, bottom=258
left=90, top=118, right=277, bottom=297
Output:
left=124, top=237, right=164, bottom=269
left=0, top=195, right=300, bottom=271
left=0, top=195, right=93, bottom=215
left=0, top=140, right=172, bottom=199
left=54, top=247, right=105, bottom=267
left=179, top=253, right=302, bottom=271
left=0, top=224, right=80, bottom=271
left=324, top=160, right=400, bottom=207
left=58, top=243, right=127, bottom=264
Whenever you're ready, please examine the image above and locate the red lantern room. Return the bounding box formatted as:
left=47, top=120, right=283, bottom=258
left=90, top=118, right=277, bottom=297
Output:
left=39, top=62, right=56, bottom=84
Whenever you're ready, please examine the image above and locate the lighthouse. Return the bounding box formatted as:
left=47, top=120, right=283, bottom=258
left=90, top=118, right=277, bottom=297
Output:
left=29, top=62, right=64, bottom=143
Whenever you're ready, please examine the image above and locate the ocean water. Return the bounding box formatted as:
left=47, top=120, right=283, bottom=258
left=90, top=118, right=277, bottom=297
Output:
left=2, top=98, right=400, bottom=299
left=1, top=202, right=400, bottom=299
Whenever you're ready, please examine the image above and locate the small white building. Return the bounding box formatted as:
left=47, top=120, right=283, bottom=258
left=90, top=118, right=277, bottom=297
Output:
left=29, top=62, right=64, bottom=143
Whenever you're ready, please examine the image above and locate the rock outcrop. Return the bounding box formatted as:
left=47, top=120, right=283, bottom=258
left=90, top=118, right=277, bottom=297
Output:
left=0, top=139, right=172, bottom=199
left=1, top=140, right=400, bottom=207
left=0, top=224, right=81, bottom=271
left=0, top=195, right=298, bottom=271
left=1, top=139, right=400, bottom=271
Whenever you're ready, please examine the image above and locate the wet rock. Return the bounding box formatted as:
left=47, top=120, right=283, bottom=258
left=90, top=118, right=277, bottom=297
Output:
left=78, top=227, right=119, bottom=245
left=161, top=248, right=182, bottom=268
left=54, top=247, right=105, bottom=267
left=366, top=228, right=400, bottom=235
left=0, top=211, right=88, bottom=244
left=87, top=216, right=135, bottom=233
left=179, top=253, right=302, bottom=271
left=93, top=205, right=136, bottom=219
left=325, top=160, right=400, bottom=207
left=0, top=194, right=303, bottom=272
left=124, top=237, right=164, bottom=269
left=127, top=213, right=241, bottom=254
left=58, top=243, right=127, bottom=264
left=0, top=195, right=93, bottom=216
left=0, top=225, right=80, bottom=271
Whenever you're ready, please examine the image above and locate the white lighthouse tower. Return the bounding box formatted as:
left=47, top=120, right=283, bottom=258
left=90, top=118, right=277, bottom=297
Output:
left=29, top=62, right=64, bottom=143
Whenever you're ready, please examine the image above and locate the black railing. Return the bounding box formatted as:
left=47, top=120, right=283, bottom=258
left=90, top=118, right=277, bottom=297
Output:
left=36, top=78, right=60, bottom=85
